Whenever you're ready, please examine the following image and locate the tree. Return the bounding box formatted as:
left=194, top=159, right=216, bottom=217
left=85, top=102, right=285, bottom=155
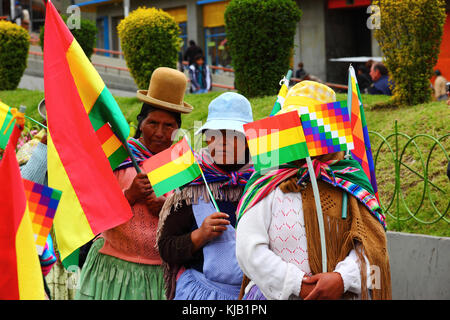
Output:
left=373, top=0, right=446, bottom=106
left=117, top=7, right=181, bottom=90
left=225, top=0, right=302, bottom=97
left=0, top=21, right=30, bottom=90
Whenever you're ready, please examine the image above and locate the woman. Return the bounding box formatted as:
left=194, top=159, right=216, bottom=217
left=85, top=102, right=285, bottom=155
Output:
left=157, top=92, right=254, bottom=300
left=76, top=67, right=193, bottom=300
left=235, top=81, right=392, bottom=300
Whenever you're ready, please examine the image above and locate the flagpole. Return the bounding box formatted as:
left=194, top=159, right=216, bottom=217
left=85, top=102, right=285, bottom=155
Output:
left=122, top=138, right=142, bottom=174
left=305, top=156, right=328, bottom=273
left=341, top=64, right=355, bottom=220
left=184, top=135, right=220, bottom=212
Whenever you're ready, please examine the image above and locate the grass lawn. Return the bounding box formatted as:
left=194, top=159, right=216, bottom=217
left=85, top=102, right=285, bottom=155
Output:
left=1, top=88, right=448, bottom=237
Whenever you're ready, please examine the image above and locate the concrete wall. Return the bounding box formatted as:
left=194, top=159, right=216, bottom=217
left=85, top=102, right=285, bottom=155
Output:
left=295, top=0, right=327, bottom=82
left=387, top=231, right=450, bottom=300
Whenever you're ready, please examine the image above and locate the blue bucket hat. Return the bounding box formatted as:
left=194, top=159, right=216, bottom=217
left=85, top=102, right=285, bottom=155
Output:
left=195, top=92, right=253, bottom=135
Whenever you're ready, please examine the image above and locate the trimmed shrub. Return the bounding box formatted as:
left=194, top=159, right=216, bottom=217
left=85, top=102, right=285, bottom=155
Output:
left=225, top=0, right=302, bottom=97
left=40, top=15, right=97, bottom=59
left=0, top=21, right=30, bottom=90
left=117, top=7, right=181, bottom=90
left=373, top=0, right=446, bottom=106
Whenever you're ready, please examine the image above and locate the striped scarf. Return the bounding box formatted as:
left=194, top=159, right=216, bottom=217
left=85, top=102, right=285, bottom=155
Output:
left=190, top=149, right=255, bottom=187
left=115, top=137, right=153, bottom=171
left=236, top=159, right=386, bottom=229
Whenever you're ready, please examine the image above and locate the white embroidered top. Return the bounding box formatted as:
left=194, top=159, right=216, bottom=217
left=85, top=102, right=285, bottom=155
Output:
left=236, top=187, right=372, bottom=300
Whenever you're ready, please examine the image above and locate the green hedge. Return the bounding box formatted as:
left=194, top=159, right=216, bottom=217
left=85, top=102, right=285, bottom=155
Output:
left=373, top=0, right=446, bottom=106
left=117, top=7, right=181, bottom=90
left=0, top=21, right=30, bottom=90
left=40, top=15, right=97, bottom=60
left=225, top=0, right=302, bottom=97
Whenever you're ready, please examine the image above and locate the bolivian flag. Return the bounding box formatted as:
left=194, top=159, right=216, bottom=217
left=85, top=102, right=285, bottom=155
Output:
left=43, top=0, right=133, bottom=262
left=0, top=125, right=45, bottom=300
left=143, top=137, right=201, bottom=197
left=0, top=101, right=15, bottom=149
left=244, top=111, right=309, bottom=171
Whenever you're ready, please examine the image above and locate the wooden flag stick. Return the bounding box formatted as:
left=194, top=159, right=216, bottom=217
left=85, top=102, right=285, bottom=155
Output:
left=305, top=156, right=328, bottom=273
left=184, top=135, right=220, bottom=212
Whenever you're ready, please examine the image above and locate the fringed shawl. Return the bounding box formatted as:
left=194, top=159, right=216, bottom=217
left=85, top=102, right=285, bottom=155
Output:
left=156, top=149, right=254, bottom=299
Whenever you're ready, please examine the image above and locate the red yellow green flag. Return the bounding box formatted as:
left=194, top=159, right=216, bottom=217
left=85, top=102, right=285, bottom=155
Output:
left=0, top=101, right=16, bottom=149
left=244, top=111, right=310, bottom=171
left=0, top=125, right=45, bottom=300
left=143, top=137, right=202, bottom=197
left=43, top=0, right=133, bottom=263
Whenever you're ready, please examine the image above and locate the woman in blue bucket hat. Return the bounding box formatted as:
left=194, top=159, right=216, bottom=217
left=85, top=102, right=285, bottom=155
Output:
left=157, top=92, right=255, bottom=300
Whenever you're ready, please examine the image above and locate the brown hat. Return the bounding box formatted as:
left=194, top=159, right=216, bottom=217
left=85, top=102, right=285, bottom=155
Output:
left=136, top=67, right=193, bottom=114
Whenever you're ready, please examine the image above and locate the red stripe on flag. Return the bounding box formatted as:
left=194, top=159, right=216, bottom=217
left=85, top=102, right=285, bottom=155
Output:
left=243, top=111, right=302, bottom=140
left=96, top=123, right=114, bottom=145
left=44, top=2, right=131, bottom=234
left=0, top=127, right=26, bottom=299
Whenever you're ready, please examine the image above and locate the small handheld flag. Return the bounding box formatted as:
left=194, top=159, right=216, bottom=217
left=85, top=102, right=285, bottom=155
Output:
left=143, top=137, right=202, bottom=197
left=0, top=125, right=45, bottom=300
left=22, top=179, right=62, bottom=255
left=269, top=70, right=292, bottom=116
left=0, top=101, right=16, bottom=149
left=243, top=111, right=310, bottom=171
left=299, top=101, right=354, bottom=157
left=348, top=65, right=379, bottom=202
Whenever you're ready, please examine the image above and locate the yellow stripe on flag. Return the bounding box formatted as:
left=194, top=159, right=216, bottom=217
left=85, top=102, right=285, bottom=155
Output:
left=15, top=205, right=45, bottom=300
left=147, top=150, right=196, bottom=186
left=0, top=101, right=10, bottom=125
left=65, top=40, right=104, bottom=114
left=247, top=126, right=306, bottom=156
left=47, top=133, right=95, bottom=261
left=102, top=134, right=122, bottom=158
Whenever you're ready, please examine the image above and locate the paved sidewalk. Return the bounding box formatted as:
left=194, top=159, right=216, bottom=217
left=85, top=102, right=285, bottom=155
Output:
left=19, top=74, right=136, bottom=98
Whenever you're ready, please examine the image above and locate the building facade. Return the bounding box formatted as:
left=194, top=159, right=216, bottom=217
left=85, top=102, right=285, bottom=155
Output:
left=73, top=0, right=449, bottom=85
left=1, top=0, right=71, bottom=33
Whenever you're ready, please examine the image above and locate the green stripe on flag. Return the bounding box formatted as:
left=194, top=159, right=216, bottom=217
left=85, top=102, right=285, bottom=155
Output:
left=108, top=145, right=128, bottom=170
left=252, top=141, right=309, bottom=171
left=0, top=108, right=15, bottom=149
left=152, top=164, right=202, bottom=197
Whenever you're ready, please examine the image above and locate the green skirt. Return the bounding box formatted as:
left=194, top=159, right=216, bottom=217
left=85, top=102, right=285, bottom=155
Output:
left=75, top=238, right=166, bottom=300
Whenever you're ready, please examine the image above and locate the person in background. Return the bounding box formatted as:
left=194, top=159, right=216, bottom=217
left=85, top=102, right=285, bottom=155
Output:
left=21, top=6, right=30, bottom=31
left=368, top=62, right=392, bottom=96
left=357, top=65, right=372, bottom=94
left=184, top=40, right=204, bottom=66
left=433, top=70, right=448, bottom=102
left=12, top=1, right=23, bottom=26
left=295, top=62, right=307, bottom=80
left=189, top=54, right=211, bottom=94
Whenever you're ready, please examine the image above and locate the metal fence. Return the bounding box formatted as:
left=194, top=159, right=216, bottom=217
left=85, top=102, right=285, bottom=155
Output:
left=370, top=121, right=449, bottom=226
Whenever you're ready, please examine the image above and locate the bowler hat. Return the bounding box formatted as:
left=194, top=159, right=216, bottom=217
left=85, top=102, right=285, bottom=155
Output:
left=137, top=67, right=193, bottom=114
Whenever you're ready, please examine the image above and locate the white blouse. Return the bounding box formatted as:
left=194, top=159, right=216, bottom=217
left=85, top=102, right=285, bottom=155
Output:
left=236, top=187, right=372, bottom=300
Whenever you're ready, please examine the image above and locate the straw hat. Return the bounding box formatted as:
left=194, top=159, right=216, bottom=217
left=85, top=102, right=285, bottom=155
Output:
left=276, top=80, right=336, bottom=116
left=136, top=67, right=193, bottom=114
left=38, top=99, right=46, bottom=120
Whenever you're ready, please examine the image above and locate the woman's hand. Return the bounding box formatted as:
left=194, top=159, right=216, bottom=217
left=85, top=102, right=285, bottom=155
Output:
left=190, top=212, right=230, bottom=253
left=124, top=173, right=153, bottom=206
left=302, top=272, right=344, bottom=300
left=144, top=193, right=166, bottom=217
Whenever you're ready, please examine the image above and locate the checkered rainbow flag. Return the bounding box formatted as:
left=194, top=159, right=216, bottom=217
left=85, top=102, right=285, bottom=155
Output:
left=22, top=179, right=62, bottom=255
left=279, top=101, right=354, bottom=157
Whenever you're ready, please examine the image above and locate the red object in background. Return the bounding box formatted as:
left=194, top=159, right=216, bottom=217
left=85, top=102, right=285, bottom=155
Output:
left=328, top=0, right=371, bottom=9
left=434, top=14, right=450, bottom=82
